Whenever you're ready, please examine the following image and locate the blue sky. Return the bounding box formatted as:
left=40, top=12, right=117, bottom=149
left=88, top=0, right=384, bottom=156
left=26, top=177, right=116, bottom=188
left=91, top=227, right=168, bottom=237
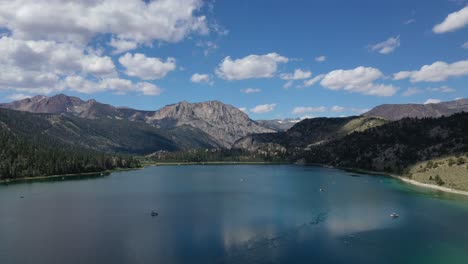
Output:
left=0, top=0, right=467, bottom=119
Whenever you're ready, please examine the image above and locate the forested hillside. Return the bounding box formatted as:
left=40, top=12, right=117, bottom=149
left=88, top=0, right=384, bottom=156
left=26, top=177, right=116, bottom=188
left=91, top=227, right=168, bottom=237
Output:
left=301, top=113, right=468, bottom=174
left=0, top=127, right=140, bottom=180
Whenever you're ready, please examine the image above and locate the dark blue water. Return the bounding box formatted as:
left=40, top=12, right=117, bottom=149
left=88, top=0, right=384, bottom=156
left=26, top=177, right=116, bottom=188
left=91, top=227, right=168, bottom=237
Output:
left=1, top=165, right=468, bottom=264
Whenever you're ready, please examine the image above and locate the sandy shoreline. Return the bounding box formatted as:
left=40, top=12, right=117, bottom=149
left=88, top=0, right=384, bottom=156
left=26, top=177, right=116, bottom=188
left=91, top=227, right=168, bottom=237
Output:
left=335, top=166, right=468, bottom=196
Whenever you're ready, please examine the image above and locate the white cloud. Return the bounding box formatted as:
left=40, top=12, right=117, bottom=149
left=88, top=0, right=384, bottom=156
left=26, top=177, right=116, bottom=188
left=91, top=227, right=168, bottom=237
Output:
left=394, top=60, right=468, bottom=82
left=119, top=53, right=176, bottom=80
left=0, top=36, right=120, bottom=94
left=315, top=56, right=327, bottom=62
left=5, top=93, right=30, bottom=101
left=427, top=85, right=456, bottom=93
left=433, top=6, right=468, bottom=34
left=283, top=80, right=294, bottom=89
left=292, top=106, right=326, bottom=114
left=135, top=82, right=162, bottom=96
left=404, top=19, right=416, bottom=25
left=0, top=37, right=116, bottom=77
left=238, top=107, right=248, bottom=113
left=109, top=37, right=138, bottom=54
left=0, top=0, right=209, bottom=46
left=280, top=69, right=312, bottom=80
left=462, top=41, right=468, bottom=49
left=64, top=76, right=162, bottom=96
left=81, top=55, right=116, bottom=77
left=241, top=88, right=261, bottom=94
left=191, top=73, right=211, bottom=84
left=250, top=104, right=276, bottom=114
left=424, top=99, right=442, bottom=104
left=320, top=66, right=397, bottom=96
left=330, top=106, right=345, bottom=112
left=402, top=87, right=423, bottom=96
left=303, top=74, right=325, bottom=87
left=370, top=36, right=400, bottom=54
left=216, top=53, right=288, bottom=80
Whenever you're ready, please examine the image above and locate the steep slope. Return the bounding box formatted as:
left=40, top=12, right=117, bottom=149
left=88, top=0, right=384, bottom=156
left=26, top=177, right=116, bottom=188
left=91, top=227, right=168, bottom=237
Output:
left=0, top=108, right=179, bottom=154
left=145, top=101, right=274, bottom=148
left=302, top=113, right=468, bottom=176
left=233, top=116, right=387, bottom=151
left=0, top=95, right=274, bottom=148
left=363, top=98, right=468, bottom=121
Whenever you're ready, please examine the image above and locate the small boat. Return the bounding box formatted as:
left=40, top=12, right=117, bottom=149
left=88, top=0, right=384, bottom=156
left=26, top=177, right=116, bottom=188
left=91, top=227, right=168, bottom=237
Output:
left=320, top=188, right=324, bottom=192
left=390, top=213, right=399, bottom=218
left=151, top=211, right=158, bottom=217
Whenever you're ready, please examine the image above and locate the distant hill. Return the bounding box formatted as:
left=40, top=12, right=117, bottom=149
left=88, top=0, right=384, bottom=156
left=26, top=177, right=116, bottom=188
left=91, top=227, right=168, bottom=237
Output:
left=0, top=95, right=274, bottom=148
left=302, top=113, right=468, bottom=175
left=0, top=108, right=178, bottom=154
left=233, top=116, right=387, bottom=151
left=255, top=119, right=300, bottom=132
left=362, top=98, right=468, bottom=121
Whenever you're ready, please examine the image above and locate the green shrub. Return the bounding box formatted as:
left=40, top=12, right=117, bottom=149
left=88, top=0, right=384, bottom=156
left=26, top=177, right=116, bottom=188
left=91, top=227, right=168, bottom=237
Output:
left=434, top=175, right=445, bottom=186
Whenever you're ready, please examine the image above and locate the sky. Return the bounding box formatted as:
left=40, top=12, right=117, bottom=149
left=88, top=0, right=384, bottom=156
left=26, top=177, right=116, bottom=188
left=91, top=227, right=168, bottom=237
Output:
left=0, top=0, right=467, bottom=119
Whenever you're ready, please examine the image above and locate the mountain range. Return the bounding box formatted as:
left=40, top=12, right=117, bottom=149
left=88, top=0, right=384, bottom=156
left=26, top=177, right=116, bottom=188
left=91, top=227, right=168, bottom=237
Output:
left=1, top=94, right=468, bottom=189
left=1, top=94, right=467, bottom=155
left=0, top=94, right=273, bottom=149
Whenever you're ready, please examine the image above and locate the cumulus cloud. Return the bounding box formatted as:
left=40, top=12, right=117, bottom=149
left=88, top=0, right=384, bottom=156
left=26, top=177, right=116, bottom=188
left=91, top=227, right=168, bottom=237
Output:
left=320, top=66, right=397, bottom=96
left=64, top=76, right=161, bottom=96
left=402, top=87, right=423, bottom=96
left=394, top=60, right=468, bottom=82
left=216, top=53, right=288, bottom=80
left=250, top=104, right=276, bottom=114
left=0, top=36, right=122, bottom=94
left=109, top=37, right=138, bottom=54
left=280, top=69, right=312, bottom=80
left=303, top=74, right=325, bottom=87
left=292, top=106, right=326, bottom=114
left=433, top=6, right=468, bottom=34
left=424, top=99, right=442, bottom=104
left=0, top=0, right=209, bottom=46
left=370, top=36, right=400, bottom=54
left=240, top=88, right=261, bottom=94
left=119, top=53, right=176, bottom=80
left=315, top=56, right=327, bottom=62
left=190, top=73, right=211, bottom=84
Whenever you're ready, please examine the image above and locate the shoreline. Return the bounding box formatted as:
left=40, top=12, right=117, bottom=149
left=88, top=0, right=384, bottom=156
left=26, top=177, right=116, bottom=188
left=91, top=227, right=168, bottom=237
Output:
left=142, top=161, right=290, bottom=166
left=0, top=167, right=140, bottom=185
left=334, top=166, right=468, bottom=197
left=2, top=162, right=468, bottom=196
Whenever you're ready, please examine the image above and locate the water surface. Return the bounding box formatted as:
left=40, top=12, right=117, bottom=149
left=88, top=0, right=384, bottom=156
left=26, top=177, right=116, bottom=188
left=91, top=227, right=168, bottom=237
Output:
left=1, top=165, right=468, bottom=264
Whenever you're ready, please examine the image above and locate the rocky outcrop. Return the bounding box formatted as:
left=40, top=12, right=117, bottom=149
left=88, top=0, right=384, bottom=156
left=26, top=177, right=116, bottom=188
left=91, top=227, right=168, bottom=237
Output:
left=146, top=101, right=274, bottom=148
left=0, top=95, right=274, bottom=149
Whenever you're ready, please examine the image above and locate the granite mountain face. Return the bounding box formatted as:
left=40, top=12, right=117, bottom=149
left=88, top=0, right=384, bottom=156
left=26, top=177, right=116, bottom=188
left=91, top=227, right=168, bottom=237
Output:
left=0, top=94, right=274, bottom=148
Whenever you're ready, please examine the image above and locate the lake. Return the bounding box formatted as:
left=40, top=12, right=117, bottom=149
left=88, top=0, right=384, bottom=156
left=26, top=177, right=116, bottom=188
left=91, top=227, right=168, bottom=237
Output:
left=1, top=165, right=468, bottom=264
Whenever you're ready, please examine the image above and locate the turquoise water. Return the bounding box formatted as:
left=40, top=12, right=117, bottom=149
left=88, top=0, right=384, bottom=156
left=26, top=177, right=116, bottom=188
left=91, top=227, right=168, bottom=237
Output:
left=1, top=165, right=468, bottom=264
